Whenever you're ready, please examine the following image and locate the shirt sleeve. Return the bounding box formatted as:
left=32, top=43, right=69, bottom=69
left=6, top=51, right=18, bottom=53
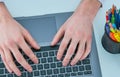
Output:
left=98, top=0, right=104, bottom=7
left=0, top=0, right=4, bottom=2
left=99, top=0, right=104, bottom=5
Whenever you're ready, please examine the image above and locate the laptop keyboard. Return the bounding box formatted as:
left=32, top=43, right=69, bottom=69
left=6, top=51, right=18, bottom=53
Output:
left=0, top=45, right=92, bottom=77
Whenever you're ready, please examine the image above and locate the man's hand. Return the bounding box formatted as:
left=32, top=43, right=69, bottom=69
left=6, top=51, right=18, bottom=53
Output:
left=51, top=14, right=93, bottom=66
left=0, top=3, right=40, bottom=76
left=51, top=0, right=101, bottom=66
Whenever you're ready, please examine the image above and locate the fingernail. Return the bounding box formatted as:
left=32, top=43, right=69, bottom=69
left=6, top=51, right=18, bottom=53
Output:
left=29, top=67, right=33, bottom=72
left=34, top=59, right=38, bottom=64
left=51, top=42, right=54, bottom=46
left=36, top=59, right=39, bottom=64
left=37, top=45, right=40, bottom=49
left=9, top=70, right=12, bottom=73
left=62, top=62, right=67, bottom=66
left=70, top=62, right=74, bottom=66
left=57, top=56, right=61, bottom=60
left=17, top=72, right=21, bottom=76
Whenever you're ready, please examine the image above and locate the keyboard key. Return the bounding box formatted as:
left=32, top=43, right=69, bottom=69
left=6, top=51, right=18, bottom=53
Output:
left=51, top=63, right=56, bottom=68
left=60, top=68, right=65, bottom=73
left=65, top=73, right=70, bottom=77
left=47, top=69, right=52, bottom=75
left=82, top=59, right=90, bottom=64
left=44, top=64, right=49, bottom=69
left=76, top=61, right=81, bottom=65
left=36, top=53, right=42, bottom=57
left=52, top=75, right=57, bottom=77
left=5, top=69, right=9, bottom=74
left=78, top=72, right=83, bottom=75
left=41, top=58, right=47, bottom=63
left=55, top=50, right=58, bottom=55
left=66, top=67, right=72, bottom=72
left=43, top=52, right=48, bottom=57
left=79, top=66, right=84, bottom=71
left=48, top=57, right=53, bottom=62
left=57, top=62, right=62, bottom=67
left=0, top=69, right=4, bottom=74
left=73, top=66, right=78, bottom=72
left=18, top=67, right=24, bottom=72
left=28, top=60, right=34, bottom=64
left=49, top=51, right=54, bottom=56
left=53, top=69, right=59, bottom=74
left=8, top=74, right=13, bottom=77
left=54, top=57, right=58, bottom=62
left=45, top=76, right=51, bottom=77
left=0, top=63, right=5, bottom=68
left=38, top=64, right=43, bottom=70
left=61, top=56, right=65, bottom=61
left=34, top=71, right=39, bottom=76
left=58, top=74, right=64, bottom=77
left=0, top=57, right=1, bottom=62
left=85, top=65, right=91, bottom=70
left=84, top=71, right=92, bottom=75
left=41, top=70, right=46, bottom=75
left=71, top=73, right=77, bottom=76
left=32, top=65, right=37, bottom=70
left=28, top=72, right=33, bottom=77
left=0, top=75, right=6, bottom=77
left=21, top=72, right=26, bottom=77
left=14, top=74, right=18, bottom=77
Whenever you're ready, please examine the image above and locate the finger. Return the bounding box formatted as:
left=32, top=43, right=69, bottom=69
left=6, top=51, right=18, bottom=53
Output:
left=70, top=40, right=85, bottom=66
left=51, top=26, right=65, bottom=46
left=62, top=38, right=78, bottom=66
left=22, top=28, right=40, bottom=49
left=80, top=39, right=92, bottom=60
left=18, top=38, right=38, bottom=64
left=3, top=46, right=21, bottom=76
left=8, top=43, right=32, bottom=72
left=0, top=49, right=12, bottom=73
left=57, top=34, right=70, bottom=60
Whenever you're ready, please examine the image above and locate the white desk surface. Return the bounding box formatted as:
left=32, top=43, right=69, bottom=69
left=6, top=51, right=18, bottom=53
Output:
left=4, top=0, right=120, bottom=77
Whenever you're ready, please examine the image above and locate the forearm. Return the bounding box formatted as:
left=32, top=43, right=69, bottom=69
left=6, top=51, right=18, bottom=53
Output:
left=73, top=0, right=101, bottom=22
left=0, top=2, right=12, bottom=23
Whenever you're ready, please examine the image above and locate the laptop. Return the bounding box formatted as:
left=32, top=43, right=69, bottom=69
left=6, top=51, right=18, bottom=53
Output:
left=0, top=12, right=102, bottom=77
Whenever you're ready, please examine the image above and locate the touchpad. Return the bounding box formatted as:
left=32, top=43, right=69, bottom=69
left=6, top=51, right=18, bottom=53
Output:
left=16, top=16, right=57, bottom=43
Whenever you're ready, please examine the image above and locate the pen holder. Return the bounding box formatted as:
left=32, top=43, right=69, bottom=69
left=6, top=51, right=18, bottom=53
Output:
left=101, top=5, right=120, bottom=54
left=102, top=28, right=120, bottom=54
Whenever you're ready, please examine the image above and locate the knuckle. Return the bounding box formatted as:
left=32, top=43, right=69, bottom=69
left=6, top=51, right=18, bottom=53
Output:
left=75, top=32, right=83, bottom=39
left=87, top=35, right=92, bottom=40
left=66, top=29, right=72, bottom=36
left=61, top=43, right=66, bottom=48
left=68, top=47, right=74, bottom=54
left=15, top=36, right=22, bottom=43
left=6, top=59, right=12, bottom=64
left=24, top=48, right=32, bottom=56
left=25, top=30, right=30, bottom=36
left=75, top=56, right=80, bottom=60
left=75, top=30, right=81, bottom=36
left=16, top=55, right=23, bottom=63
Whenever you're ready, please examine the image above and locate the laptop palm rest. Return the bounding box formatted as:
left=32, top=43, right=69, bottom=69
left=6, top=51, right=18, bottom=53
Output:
left=16, top=16, right=57, bottom=46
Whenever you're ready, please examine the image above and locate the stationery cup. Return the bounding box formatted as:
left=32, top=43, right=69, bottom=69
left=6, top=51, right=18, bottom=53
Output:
left=102, top=26, right=120, bottom=54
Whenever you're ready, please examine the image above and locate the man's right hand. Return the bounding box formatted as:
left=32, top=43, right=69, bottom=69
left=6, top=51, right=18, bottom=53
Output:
left=0, top=3, right=40, bottom=76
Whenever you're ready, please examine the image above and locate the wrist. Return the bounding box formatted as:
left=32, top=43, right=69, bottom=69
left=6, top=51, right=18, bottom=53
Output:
left=0, top=3, right=13, bottom=23
left=74, top=0, right=101, bottom=22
